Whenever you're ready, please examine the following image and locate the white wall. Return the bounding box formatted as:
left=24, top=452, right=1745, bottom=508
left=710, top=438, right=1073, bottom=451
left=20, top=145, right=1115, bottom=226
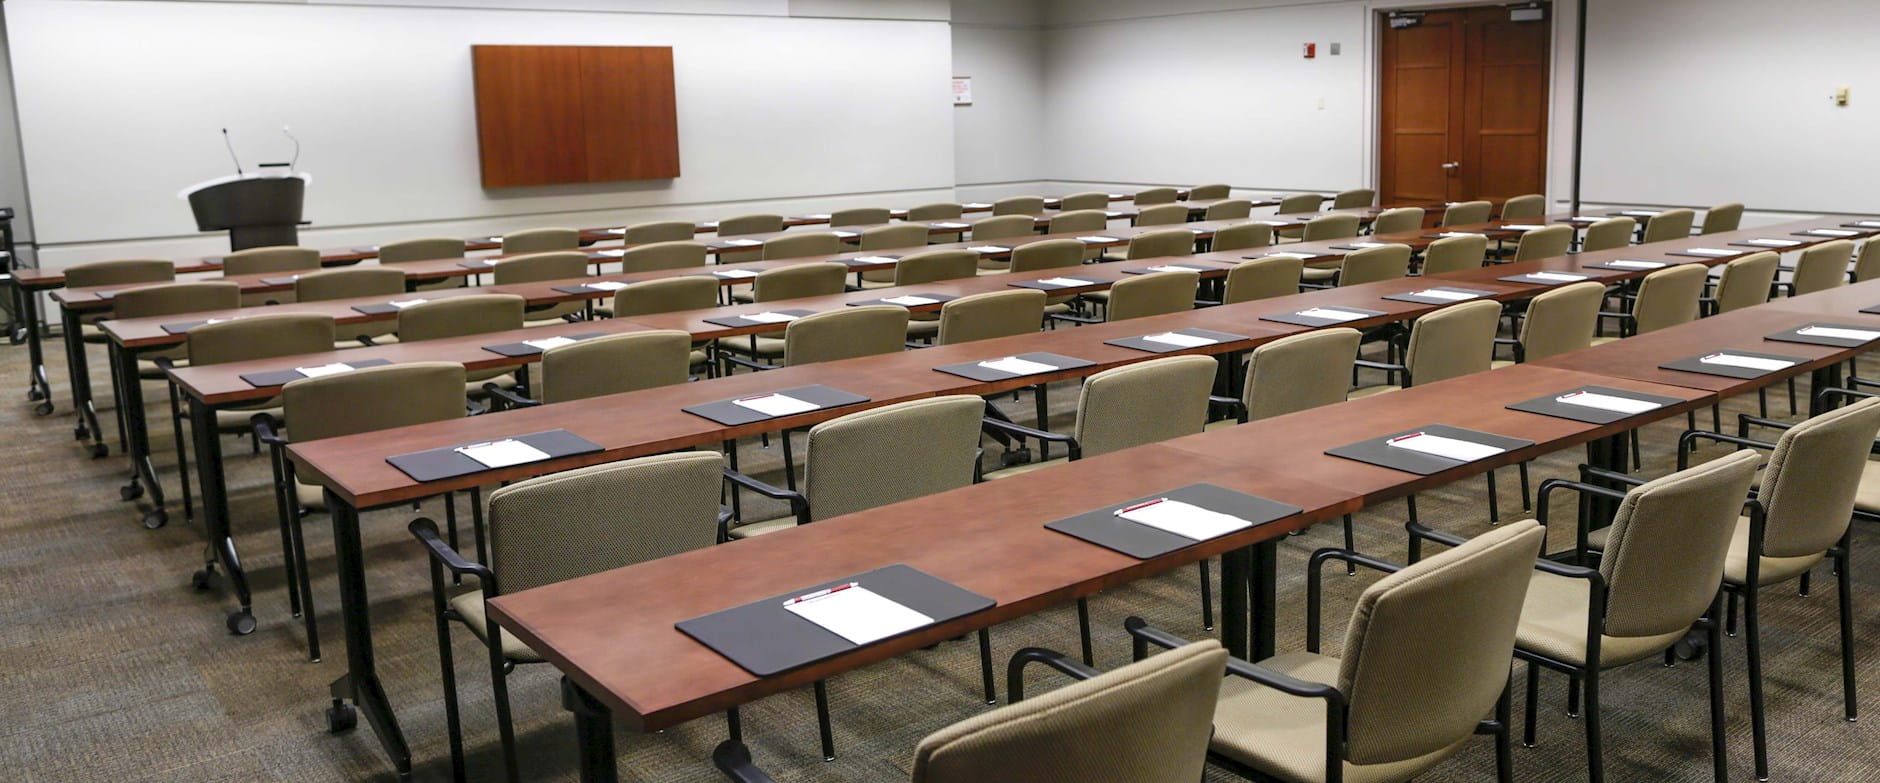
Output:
left=949, top=0, right=1048, bottom=192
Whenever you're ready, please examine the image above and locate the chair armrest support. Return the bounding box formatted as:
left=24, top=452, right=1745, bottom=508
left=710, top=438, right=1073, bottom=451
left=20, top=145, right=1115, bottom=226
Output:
left=482, top=383, right=539, bottom=410
left=251, top=412, right=287, bottom=447
left=1307, top=548, right=1404, bottom=652
left=720, top=353, right=778, bottom=372
left=722, top=468, right=810, bottom=525
left=1006, top=647, right=1100, bottom=702
left=981, top=417, right=1082, bottom=461
left=1046, top=313, right=1102, bottom=326
left=1677, top=430, right=1774, bottom=469
left=1208, top=394, right=1249, bottom=424
left=409, top=518, right=496, bottom=585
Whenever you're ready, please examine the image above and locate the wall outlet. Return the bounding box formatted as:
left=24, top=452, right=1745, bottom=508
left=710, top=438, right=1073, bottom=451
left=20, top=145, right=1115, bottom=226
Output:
left=1330, top=42, right=1341, bottom=55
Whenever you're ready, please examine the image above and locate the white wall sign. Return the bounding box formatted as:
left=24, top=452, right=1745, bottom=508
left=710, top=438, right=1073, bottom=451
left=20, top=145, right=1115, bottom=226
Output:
left=952, top=76, right=973, bottom=105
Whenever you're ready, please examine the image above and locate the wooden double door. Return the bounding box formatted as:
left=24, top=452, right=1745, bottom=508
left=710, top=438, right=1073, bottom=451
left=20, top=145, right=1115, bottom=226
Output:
left=1378, top=5, right=1551, bottom=205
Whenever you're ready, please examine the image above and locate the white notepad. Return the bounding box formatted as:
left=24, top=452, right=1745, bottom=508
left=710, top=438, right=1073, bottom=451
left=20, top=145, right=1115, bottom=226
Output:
left=1798, top=325, right=1880, bottom=342
left=700, top=221, right=720, bottom=228
left=295, top=363, right=354, bottom=379
left=1260, top=252, right=1314, bottom=259
left=883, top=295, right=938, bottom=306
left=388, top=299, right=427, bottom=309
left=1500, top=224, right=1550, bottom=231
left=1806, top=229, right=1860, bottom=236
left=1077, top=236, right=1122, bottom=243
left=523, top=336, right=577, bottom=351
left=732, top=392, right=820, bottom=417
left=1527, top=272, right=1588, bottom=282
left=1345, top=242, right=1389, bottom=248
left=1145, top=265, right=1203, bottom=273
left=962, top=202, right=993, bottom=209
left=803, top=214, right=832, bottom=220
left=481, top=236, right=502, bottom=243
left=1256, top=220, right=1292, bottom=226
left=1700, top=353, right=1795, bottom=372
left=1104, top=210, right=1125, bottom=218
left=1188, top=228, right=1207, bottom=234
left=1849, top=221, right=1880, bottom=228
left=456, top=439, right=551, bottom=469
left=1412, top=288, right=1478, bottom=301
left=1439, top=232, right=1484, bottom=238
left=601, top=228, right=625, bottom=235
left=1386, top=432, right=1504, bottom=462
left=783, top=584, right=933, bottom=646
left=1038, top=277, right=1094, bottom=287
left=852, top=256, right=901, bottom=265
left=833, top=231, right=859, bottom=239
left=714, top=269, right=759, bottom=279
left=1141, top=331, right=1217, bottom=348
left=1556, top=391, right=1661, bottom=415
left=968, top=245, right=1010, bottom=254
left=931, top=222, right=970, bottom=229
left=1296, top=307, right=1366, bottom=322
left=1115, top=498, right=1253, bottom=541
left=721, top=239, right=762, bottom=247
left=585, top=281, right=629, bottom=291
left=1606, top=259, right=1666, bottom=269
left=1108, top=193, right=1125, bottom=198
left=596, top=249, right=627, bottom=258
left=978, top=356, right=1057, bottom=376
left=742, top=311, right=799, bottom=324
left=1683, top=248, right=1738, bottom=257
left=1569, top=216, right=1602, bottom=222
left=1744, top=239, right=1801, bottom=247
left=1620, top=210, right=1661, bottom=217
left=470, top=259, right=497, bottom=266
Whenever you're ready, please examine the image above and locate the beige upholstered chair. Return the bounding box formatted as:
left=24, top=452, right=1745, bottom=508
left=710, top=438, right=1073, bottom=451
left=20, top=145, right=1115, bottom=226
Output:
left=752, top=261, right=846, bottom=302
left=493, top=251, right=590, bottom=325
left=1499, top=194, right=1544, bottom=221
left=1048, top=209, right=1109, bottom=234
left=1009, top=239, right=1083, bottom=272
left=1058, top=191, right=1109, bottom=212
left=1126, top=229, right=1197, bottom=260
left=1494, top=281, right=1602, bottom=366
left=1134, top=203, right=1191, bottom=227
left=379, top=238, right=469, bottom=291
left=1222, top=256, right=1302, bottom=304
left=762, top=232, right=843, bottom=261
left=1330, top=188, right=1375, bottom=209
left=1220, top=328, right=1361, bottom=424
left=295, top=268, right=405, bottom=346
left=621, top=220, right=696, bottom=245
left=1579, top=217, right=1635, bottom=253
left=1188, top=183, right=1231, bottom=200
left=1853, top=240, right=1880, bottom=283
left=984, top=356, right=1215, bottom=476
left=618, top=241, right=708, bottom=273
left=1512, top=225, right=1574, bottom=262
left=416, top=451, right=723, bottom=782
left=529, top=330, right=693, bottom=404
left=501, top=228, right=577, bottom=255
left=1353, top=299, right=1500, bottom=397
left=828, top=207, right=889, bottom=227
left=224, top=246, right=320, bottom=304
left=1419, top=234, right=1489, bottom=276
left=397, top=294, right=526, bottom=389
left=112, top=282, right=243, bottom=377
left=1205, top=199, right=1253, bottom=221
left=1134, top=187, right=1179, bottom=206
left=1211, top=222, right=1275, bottom=252
left=1442, top=200, right=1494, bottom=227
left=906, top=202, right=963, bottom=221
left=859, top=223, right=930, bottom=251
left=1639, top=209, right=1696, bottom=244
left=716, top=214, right=784, bottom=264
left=1789, top=239, right=1854, bottom=296
left=1056, top=270, right=1196, bottom=326
left=184, top=312, right=337, bottom=432
left=936, top=289, right=1045, bottom=346
left=1302, top=213, right=1361, bottom=242
left=993, top=196, right=1046, bottom=216
left=1276, top=193, right=1323, bottom=215
left=720, top=304, right=907, bottom=371
left=612, top=276, right=718, bottom=316
left=1706, top=251, right=1779, bottom=315
left=65, top=259, right=174, bottom=342
left=1699, top=203, right=1744, bottom=235
left=1335, top=244, right=1411, bottom=287
left=894, top=249, right=979, bottom=286
left=1369, top=207, right=1424, bottom=236
left=1595, top=263, right=1705, bottom=341
left=969, top=214, right=1039, bottom=273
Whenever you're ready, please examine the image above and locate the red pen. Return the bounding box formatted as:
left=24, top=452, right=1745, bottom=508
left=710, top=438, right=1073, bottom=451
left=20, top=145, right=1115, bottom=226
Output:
left=737, top=393, right=776, bottom=403
left=785, top=582, right=858, bottom=606
left=1116, top=498, right=1168, bottom=515
left=1387, top=432, right=1428, bottom=445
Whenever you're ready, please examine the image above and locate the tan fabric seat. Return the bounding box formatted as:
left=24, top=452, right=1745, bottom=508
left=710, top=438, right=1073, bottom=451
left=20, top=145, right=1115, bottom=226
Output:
left=1418, top=234, right=1488, bottom=276
left=1499, top=194, right=1544, bottom=221
left=1048, top=209, right=1108, bottom=235
left=378, top=238, right=469, bottom=291
left=537, top=330, right=692, bottom=404
left=1511, top=224, right=1574, bottom=262
left=906, top=202, right=962, bottom=221
left=936, top=289, right=1044, bottom=345
left=112, top=282, right=243, bottom=377
left=1592, top=263, right=1704, bottom=343
left=1352, top=299, right=1500, bottom=395
left=1211, top=222, right=1274, bottom=252
left=762, top=232, right=843, bottom=261
left=224, top=246, right=320, bottom=305
left=1133, top=187, right=1179, bottom=205
left=1507, top=281, right=1602, bottom=362
left=491, top=251, right=590, bottom=324
left=618, top=241, right=707, bottom=273
left=1187, top=183, right=1230, bottom=200
left=1699, top=203, right=1744, bottom=234
left=620, top=220, right=697, bottom=245
left=1330, top=188, right=1375, bottom=209
left=1102, top=270, right=1199, bottom=322
left=1276, top=193, right=1323, bottom=215
left=397, top=295, right=525, bottom=388
left=1853, top=239, right=1880, bottom=283
left=992, top=196, right=1045, bottom=216
left=1441, top=200, right=1493, bottom=227
left=1709, top=251, right=1779, bottom=314
left=716, top=214, right=784, bottom=263
left=1058, top=191, right=1109, bottom=212
left=1222, top=256, right=1302, bottom=304
left=856, top=224, right=937, bottom=286
left=1579, top=217, right=1635, bottom=252
left=1125, top=228, right=1196, bottom=260
left=984, top=356, right=1215, bottom=480
left=1205, top=199, right=1253, bottom=221
left=1302, top=213, right=1361, bottom=242
left=1336, top=244, right=1411, bottom=287
left=1133, top=203, right=1191, bottom=227
left=1514, top=569, right=1691, bottom=668
left=829, top=207, right=890, bottom=228
left=1790, top=239, right=1854, bottom=296
left=968, top=214, right=1039, bottom=273
left=1639, top=209, right=1695, bottom=244
left=500, top=227, right=578, bottom=255
left=65, top=259, right=175, bottom=342
left=1368, top=207, right=1424, bottom=236
left=721, top=305, right=907, bottom=367
left=1006, top=239, right=1084, bottom=314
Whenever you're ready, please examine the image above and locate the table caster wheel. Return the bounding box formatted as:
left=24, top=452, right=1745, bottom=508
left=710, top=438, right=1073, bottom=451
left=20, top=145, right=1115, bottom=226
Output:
left=327, top=703, right=358, bottom=733
left=191, top=569, right=214, bottom=590
left=226, top=610, right=256, bottom=635
left=121, top=482, right=144, bottom=501
left=142, top=508, right=167, bottom=529
left=90, top=442, right=108, bottom=459
left=33, top=401, right=52, bottom=415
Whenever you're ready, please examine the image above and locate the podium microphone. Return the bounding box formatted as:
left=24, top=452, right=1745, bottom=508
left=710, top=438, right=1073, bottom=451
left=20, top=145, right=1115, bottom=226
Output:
left=283, top=125, right=300, bottom=172
left=221, top=128, right=243, bottom=176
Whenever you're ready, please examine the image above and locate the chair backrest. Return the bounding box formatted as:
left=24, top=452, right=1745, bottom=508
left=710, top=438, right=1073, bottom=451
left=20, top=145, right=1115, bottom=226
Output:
left=1403, top=299, right=1501, bottom=385
left=1512, top=224, right=1574, bottom=262
left=1336, top=520, right=1546, bottom=766
left=992, top=196, right=1045, bottom=216
left=282, top=361, right=466, bottom=442
left=783, top=305, right=909, bottom=367
left=718, top=214, right=784, bottom=236
left=538, top=330, right=692, bottom=404
left=502, top=228, right=578, bottom=255
left=937, top=289, right=1044, bottom=345
left=1133, top=203, right=1191, bottom=227
left=805, top=395, right=983, bottom=521
left=1855, top=240, right=1880, bottom=283
left=1336, top=244, right=1411, bottom=287
left=1629, top=264, right=1707, bottom=334
left=1126, top=229, right=1196, bottom=260
left=1302, top=213, right=1361, bottom=242
left=1241, top=328, right=1360, bottom=420
left=1276, top=193, right=1322, bottom=214
left=762, top=232, right=843, bottom=261
left=1441, top=200, right=1494, bottom=227
left=1517, top=281, right=1603, bottom=362
left=859, top=223, right=931, bottom=251
left=1792, top=239, right=1854, bottom=296
left=1049, top=209, right=1108, bottom=234
left=1419, top=234, right=1489, bottom=276
left=1755, top=397, right=1880, bottom=558
left=1639, top=209, right=1696, bottom=244
left=1134, top=187, right=1179, bottom=206
left=1580, top=217, right=1636, bottom=253
left=1210, top=222, right=1274, bottom=252
left=1007, top=239, right=1084, bottom=273
left=1108, top=270, right=1198, bottom=322
left=112, top=281, right=241, bottom=319
left=1499, top=194, right=1544, bottom=220
left=911, top=640, right=1226, bottom=783
left=1331, top=188, right=1375, bottom=209
left=612, top=276, right=718, bottom=317
left=397, top=294, right=525, bottom=341
left=378, top=238, right=467, bottom=264
left=1713, top=252, right=1780, bottom=314
left=1700, top=203, right=1744, bottom=234
left=487, top=451, right=723, bottom=593
left=187, top=313, right=336, bottom=366
left=1222, top=256, right=1301, bottom=304
left=622, top=220, right=697, bottom=245
left=1368, top=207, right=1424, bottom=236
left=1058, top=191, right=1109, bottom=212
left=223, top=246, right=320, bottom=276
left=894, top=249, right=979, bottom=286
left=1187, top=183, right=1230, bottom=200
left=619, top=241, right=708, bottom=273
left=906, top=202, right=962, bottom=221
left=1075, top=355, right=1216, bottom=458
left=830, top=207, right=890, bottom=227
left=1597, top=450, right=1759, bottom=641
left=295, top=267, right=406, bottom=303
left=492, top=251, right=589, bottom=285
left=753, top=261, right=846, bottom=302
left=1203, top=199, right=1253, bottom=221
left=971, top=214, right=1037, bottom=242
left=65, top=259, right=173, bottom=288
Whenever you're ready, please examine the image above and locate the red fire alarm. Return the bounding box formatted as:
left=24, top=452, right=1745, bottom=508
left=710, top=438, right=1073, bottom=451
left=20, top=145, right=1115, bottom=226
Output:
left=1303, top=42, right=1316, bottom=58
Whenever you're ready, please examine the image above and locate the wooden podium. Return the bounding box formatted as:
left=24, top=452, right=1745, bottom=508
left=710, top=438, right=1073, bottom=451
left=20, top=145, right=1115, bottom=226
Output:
left=181, top=171, right=309, bottom=251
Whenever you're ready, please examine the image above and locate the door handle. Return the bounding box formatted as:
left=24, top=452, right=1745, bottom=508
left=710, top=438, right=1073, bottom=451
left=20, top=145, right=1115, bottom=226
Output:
left=1441, top=161, right=1461, bottom=170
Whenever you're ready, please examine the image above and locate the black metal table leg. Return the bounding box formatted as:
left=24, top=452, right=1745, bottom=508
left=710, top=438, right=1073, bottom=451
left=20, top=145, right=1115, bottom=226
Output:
left=1251, top=539, right=1277, bottom=660
left=324, top=489, right=413, bottom=780
left=1219, top=545, right=1250, bottom=659
left=60, top=304, right=105, bottom=455
left=21, top=284, right=51, bottom=412
left=1582, top=433, right=1627, bottom=528
left=563, top=676, right=618, bottom=783
left=1810, top=365, right=1840, bottom=416
left=189, top=395, right=250, bottom=629
left=114, top=343, right=167, bottom=527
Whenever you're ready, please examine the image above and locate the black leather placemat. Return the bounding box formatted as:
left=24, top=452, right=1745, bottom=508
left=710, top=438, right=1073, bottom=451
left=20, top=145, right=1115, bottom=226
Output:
left=933, top=352, right=1094, bottom=382
left=1581, top=259, right=1670, bottom=272
left=840, top=254, right=902, bottom=268
left=845, top=293, right=956, bottom=308
left=1658, top=350, right=1810, bottom=379
left=482, top=332, right=609, bottom=357
left=1104, top=328, right=1248, bottom=354
left=1120, top=263, right=1222, bottom=275
left=1728, top=240, right=1803, bottom=250
left=702, top=309, right=817, bottom=329
left=240, top=358, right=393, bottom=388
left=1505, top=385, right=1687, bottom=425
left=386, top=429, right=602, bottom=482
left=1380, top=287, right=1497, bottom=305
left=1007, top=276, right=1107, bottom=291
left=1325, top=424, right=1534, bottom=476
left=1259, top=306, right=1386, bottom=328
left=681, top=385, right=870, bottom=426
left=552, top=283, right=628, bottom=295
left=1666, top=250, right=1741, bottom=259
left=1764, top=323, right=1880, bottom=349
left=1497, top=272, right=1597, bottom=286
left=458, top=260, right=499, bottom=270
left=1045, top=483, right=1300, bottom=559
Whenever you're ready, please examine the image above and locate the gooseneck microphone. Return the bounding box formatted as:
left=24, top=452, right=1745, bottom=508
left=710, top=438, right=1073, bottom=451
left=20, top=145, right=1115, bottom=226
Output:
left=221, top=128, right=243, bottom=176
left=283, top=125, right=300, bottom=172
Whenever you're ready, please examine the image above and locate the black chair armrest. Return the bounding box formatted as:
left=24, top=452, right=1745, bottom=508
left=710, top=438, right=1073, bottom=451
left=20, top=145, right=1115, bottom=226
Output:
left=711, top=740, right=778, bottom=783
left=1046, top=312, right=1102, bottom=326
left=1352, top=358, right=1405, bottom=372
left=722, top=468, right=810, bottom=525
left=251, top=412, right=288, bottom=447
left=720, top=353, right=779, bottom=372
left=465, top=398, right=488, bottom=416
left=1677, top=430, right=1775, bottom=469
left=981, top=416, right=1082, bottom=461
left=482, top=383, right=540, bottom=410
left=1127, top=617, right=1342, bottom=698
left=1306, top=547, right=1404, bottom=651
left=1576, top=466, right=1647, bottom=488
left=904, top=341, right=935, bottom=349
left=1405, top=520, right=1469, bottom=551
left=1208, top=394, right=1249, bottom=424
left=409, top=518, right=496, bottom=585
left=1005, top=647, right=1101, bottom=702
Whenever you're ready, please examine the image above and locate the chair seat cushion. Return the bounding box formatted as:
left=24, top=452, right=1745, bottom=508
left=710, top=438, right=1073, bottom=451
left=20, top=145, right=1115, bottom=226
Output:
left=1081, top=290, right=1111, bottom=303
left=1516, top=569, right=1688, bottom=668
left=726, top=516, right=798, bottom=539
left=1205, top=419, right=1238, bottom=431
left=295, top=478, right=327, bottom=511
left=1722, top=514, right=1823, bottom=587
left=906, top=318, right=941, bottom=338
left=1490, top=359, right=1516, bottom=369
left=1299, top=266, right=1340, bottom=282
left=1589, top=336, right=1620, bottom=346
left=717, top=335, right=785, bottom=358
left=214, top=403, right=281, bottom=432
left=524, top=316, right=572, bottom=329
left=449, top=591, right=543, bottom=663
left=857, top=279, right=896, bottom=290
left=974, top=266, right=1010, bottom=276
left=1346, top=384, right=1402, bottom=399
left=1853, top=460, right=1880, bottom=515
left=981, top=456, right=1069, bottom=480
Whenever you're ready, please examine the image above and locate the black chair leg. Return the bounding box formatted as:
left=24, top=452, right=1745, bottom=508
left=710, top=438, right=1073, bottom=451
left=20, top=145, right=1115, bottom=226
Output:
left=1838, top=548, right=1858, bottom=723
left=1198, top=560, right=1214, bottom=631
left=430, top=591, right=466, bottom=783
left=1584, top=667, right=1603, bottom=783
left=1495, top=684, right=1514, bottom=783
left=1518, top=461, right=1532, bottom=511
left=1342, top=515, right=1356, bottom=575
left=1523, top=664, right=1540, bottom=747
left=813, top=680, right=836, bottom=761
left=1788, top=376, right=1798, bottom=415
left=1746, top=587, right=1769, bottom=781
left=977, top=629, right=996, bottom=704
left=1707, top=597, right=1729, bottom=783
left=1076, top=598, right=1094, bottom=665
left=489, top=647, right=521, bottom=783
left=1487, top=470, right=1501, bottom=524
left=1727, top=591, right=1740, bottom=637
left=1567, top=674, right=1581, bottom=717
left=1034, top=383, right=1051, bottom=461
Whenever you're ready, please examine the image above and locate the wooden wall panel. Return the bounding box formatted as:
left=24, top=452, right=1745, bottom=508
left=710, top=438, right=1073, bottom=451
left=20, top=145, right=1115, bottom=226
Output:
left=471, top=45, right=679, bottom=189
left=581, top=47, right=681, bottom=181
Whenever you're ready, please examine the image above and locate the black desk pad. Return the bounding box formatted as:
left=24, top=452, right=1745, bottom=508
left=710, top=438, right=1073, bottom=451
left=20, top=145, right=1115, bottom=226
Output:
left=1581, top=259, right=1670, bottom=272
left=1658, top=350, right=1810, bottom=380
left=1007, top=276, right=1108, bottom=291
left=1794, top=230, right=1864, bottom=239
left=1764, top=323, right=1880, bottom=349
left=1381, top=287, right=1497, bottom=305
left=933, top=352, right=1094, bottom=382
left=386, top=429, right=602, bottom=482
left=1859, top=304, right=1880, bottom=316
left=1328, top=242, right=1395, bottom=251
left=839, top=254, right=902, bottom=268
left=261, top=276, right=301, bottom=286
left=96, top=290, right=117, bottom=300
left=681, top=384, right=869, bottom=426
left=1727, top=240, right=1803, bottom=250
left=482, top=332, right=609, bottom=357
left=1666, top=250, right=1741, bottom=259
left=676, top=564, right=994, bottom=677
left=1497, top=272, right=1596, bottom=286
left=551, top=283, right=629, bottom=295
left=1260, top=306, right=1386, bottom=328
left=845, top=293, right=956, bottom=308
left=1045, top=483, right=1301, bottom=560
left=1105, top=328, right=1248, bottom=354
left=703, top=309, right=817, bottom=329
left=458, top=260, right=498, bottom=270
left=239, top=358, right=393, bottom=388
left=161, top=319, right=226, bottom=334
left=1506, top=385, right=1687, bottom=425
left=1325, top=424, right=1534, bottom=476
left=1120, top=263, right=1223, bottom=275
left=352, top=301, right=427, bottom=315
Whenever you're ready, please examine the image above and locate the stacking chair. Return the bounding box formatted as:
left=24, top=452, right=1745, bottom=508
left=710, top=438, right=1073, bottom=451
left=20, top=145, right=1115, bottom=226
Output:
left=1302, top=213, right=1361, bottom=242
left=485, top=330, right=693, bottom=409
left=500, top=227, right=577, bottom=255
left=1220, top=256, right=1302, bottom=304
left=295, top=268, right=405, bottom=347
left=1442, top=200, right=1494, bottom=227
left=1330, top=188, right=1375, bottom=209
left=935, top=289, right=1045, bottom=346
left=492, top=251, right=590, bottom=325
left=1051, top=270, right=1196, bottom=326
left=415, top=451, right=723, bottom=782
left=1499, top=194, right=1544, bottom=221
left=1134, top=187, right=1180, bottom=205
left=1853, top=239, right=1880, bottom=283
left=1594, top=263, right=1705, bottom=341
left=1204, top=199, right=1253, bottom=221
left=1276, top=193, right=1323, bottom=215
left=1057, top=191, right=1109, bottom=212
left=1048, top=209, right=1108, bottom=234
left=65, top=259, right=173, bottom=344
left=720, top=304, right=907, bottom=373
left=1134, top=203, right=1191, bottom=227
left=621, top=220, right=696, bottom=245
left=1579, top=217, right=1635, bottom=253
left=1703, top=251, right=1779, bottom=315
left=1333, top=244, right=1411, bottom=287
left=225, top=246, right=320, bottom=304
left=1787, top=238, right=1854, bottom=296
left=398, top=294, right=526, bottom=391
left=1188, top=183, right=1231, bottom=200
left=1698, top=202, right=1744, bottom=235
left=617, top=240, right=708, bottom=273
left=1132, top=518, right=1546, bottom=783
left=1210, top=222, right=1274, bottom=252
left=1494, top=281, right=1602, bottom=366
left=256, top=362, right=471, bottom=661
left=1509, top=224, right=1574, bottom=263
left=612, top=277, right=719, bottom=369
left=712, top=638, right=1226, bottom=783
left=856, top=224, right=937, bottom=288
left=1408, top=450, right=1761, bottom=783
left=1418, top=234, right=1489, bottom=276
left=1125, top=229, right=1196, bottom=260
left=892, top=250, right=979, bottom=340
left=717, top=214, right=785, bottom=263
left=1009, top=238, right=1085, bottom=314
left=1639, top=209, right=1696, bottom=244
left=762, top=232, right=843, bottom=261
left=968, top=214, right=1038, bottom=274
left=992, top=195, right=1045, bottom=216
left=379, top=237, right=469, bottom=290
left=112, top=282, right=242, bottom=379
left=829, top=207, right=890, bottom=227
left=1368, top=207, right=1424, bottom=236
left=732, top=260, right=846, bottom=308
left=906, top=202, right=963, bottom=221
